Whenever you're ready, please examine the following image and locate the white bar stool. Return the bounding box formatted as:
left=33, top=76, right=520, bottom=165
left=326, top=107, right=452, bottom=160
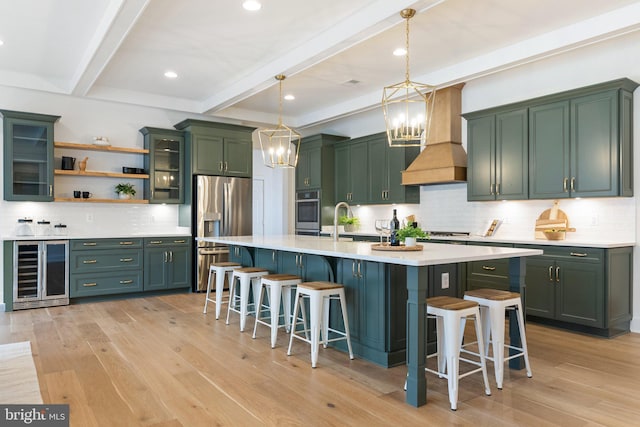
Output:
left=226, top=267, right=270, bottom=332
left=252, top=274, right=301, bottom=348
left=463, top=288, right=532, bottom=389
left=287, top=281, right=354, bottom=368
left=203, top=262, right=241, bottom=319
left=426, top=296, right=491, bottom=411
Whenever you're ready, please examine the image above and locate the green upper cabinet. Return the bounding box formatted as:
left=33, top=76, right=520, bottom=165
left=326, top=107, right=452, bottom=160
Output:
left=466, top=78, right=637, bottom=201
left=529, top=87, right=632, bottom=198
left=335, top=132, right=419, bottom=205
left=140, top=127, right=185, bottom=204
left=529, top=101, right=570, bottom=198
left=466, top=109, right=528, bottom=201
left=367, top=134, right=419, bottom=204
left=295, top=134, right=345, bottom=193
left=1, top=109, right=60, bottom=201
left=173, top=119, right=254, bottom=178
left=335, top=139, right=368, bottom=204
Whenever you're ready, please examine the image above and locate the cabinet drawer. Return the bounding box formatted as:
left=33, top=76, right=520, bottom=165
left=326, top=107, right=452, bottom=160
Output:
left=144, top=237, right=191, bottom=247
left=467, top=258, right=510, bottom=291
left=70, top=270, right=143, bottom=297
left=70, top=249, right=143, bottom=273
left=71, top=238, right=143, bottom=250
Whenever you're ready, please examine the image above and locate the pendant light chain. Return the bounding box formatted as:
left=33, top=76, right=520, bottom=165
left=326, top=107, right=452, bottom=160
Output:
left=405, top=13, right=411, bottom=83
left=278, top=76, right=284, bottom=126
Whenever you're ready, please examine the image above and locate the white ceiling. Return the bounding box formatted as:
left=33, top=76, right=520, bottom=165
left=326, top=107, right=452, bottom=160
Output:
left=1, top=0, right=640, bottom=130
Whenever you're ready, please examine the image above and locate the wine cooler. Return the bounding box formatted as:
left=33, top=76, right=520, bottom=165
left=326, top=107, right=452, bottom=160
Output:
left=13, top=240, right=69, bottom=310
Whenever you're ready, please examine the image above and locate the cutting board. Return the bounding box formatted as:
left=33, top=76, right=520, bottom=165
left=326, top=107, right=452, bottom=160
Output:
left=535, top=200, right=575, bottom=239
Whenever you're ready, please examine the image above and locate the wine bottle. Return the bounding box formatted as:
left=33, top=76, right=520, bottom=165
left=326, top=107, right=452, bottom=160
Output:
left=390, top=209, right=400, bottom=246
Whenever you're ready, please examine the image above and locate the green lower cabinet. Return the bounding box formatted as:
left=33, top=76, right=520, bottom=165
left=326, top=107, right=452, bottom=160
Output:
left=522, top=245, right=632, bottom=336
left=331, top=258, right=407, bottom=367
left=143, top=238, right=191, bottom=291
left=278, top=251, right=334, bottom=282
left=466, top=243, right=513, bottom=291
left=228, top=245, right=253, bottom=267
left=71, top=270, right=143, bottom=297
left=253, top=248, right=279, bottom=272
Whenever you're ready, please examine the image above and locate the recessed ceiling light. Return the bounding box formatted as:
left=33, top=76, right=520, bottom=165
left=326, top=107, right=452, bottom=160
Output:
left=393, top=48, right=407, bottom=56
left=284, top=94, right=295, bottom=101
left=164, top=70, right=178, bottom=79
left=242, top=1, right=261, bottom=11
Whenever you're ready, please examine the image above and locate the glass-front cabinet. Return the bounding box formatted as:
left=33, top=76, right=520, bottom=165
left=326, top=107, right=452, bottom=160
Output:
left=1, top=110, right=60, bottom=201
left=140, top=127, right=185, bottom=204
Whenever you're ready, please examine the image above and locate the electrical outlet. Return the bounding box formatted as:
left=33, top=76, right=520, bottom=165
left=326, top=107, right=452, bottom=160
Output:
left=441, top=272, right=449, bottom=289
left=86, top=213, right=94, bottom=223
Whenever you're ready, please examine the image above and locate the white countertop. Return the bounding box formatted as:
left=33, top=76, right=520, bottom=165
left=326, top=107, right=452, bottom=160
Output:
left=198, top=235, right=543, bottom=267
left=2, top=231, right=191, bottom=241
left=323, top=231, right=634, bottom=249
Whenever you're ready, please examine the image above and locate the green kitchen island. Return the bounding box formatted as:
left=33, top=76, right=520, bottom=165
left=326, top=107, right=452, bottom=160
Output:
left=199, top=235, right=542, bottom=408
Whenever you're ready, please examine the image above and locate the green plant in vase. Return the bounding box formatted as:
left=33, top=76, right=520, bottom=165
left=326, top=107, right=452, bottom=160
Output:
left=339, top=215, right=360, bottom=232
left=396, top=225, right=429, bottom=246
left=115, top=183, right=136, bottom=200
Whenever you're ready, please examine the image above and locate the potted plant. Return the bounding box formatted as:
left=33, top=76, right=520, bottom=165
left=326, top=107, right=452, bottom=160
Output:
left=115, top=183, right=136, bottom=200
left=339, top=215, right=360, bottom=232
left=396, top=225, right=428, bottom=246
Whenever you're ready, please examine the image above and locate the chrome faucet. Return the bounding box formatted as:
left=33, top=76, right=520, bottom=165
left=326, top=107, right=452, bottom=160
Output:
left=334, top=201, right=352, bottom=242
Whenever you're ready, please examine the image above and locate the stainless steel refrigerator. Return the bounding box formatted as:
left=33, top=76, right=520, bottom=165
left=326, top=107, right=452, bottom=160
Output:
left=194, top=175, right=252, bottom=292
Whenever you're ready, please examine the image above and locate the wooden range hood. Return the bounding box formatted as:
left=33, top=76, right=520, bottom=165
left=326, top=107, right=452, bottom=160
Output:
left=401, top=83, right=467, bottom=185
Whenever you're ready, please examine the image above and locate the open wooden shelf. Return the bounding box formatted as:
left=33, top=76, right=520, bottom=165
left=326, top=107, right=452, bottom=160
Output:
left=54, top=141, right=149, bottom=154
left=54, top=169, right=149, bottom=179
left=54, top=197, right=149, bottom=204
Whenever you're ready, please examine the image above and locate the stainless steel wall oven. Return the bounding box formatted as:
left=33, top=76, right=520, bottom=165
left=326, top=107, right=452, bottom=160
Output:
left=295, top=190, right=320, bottom=234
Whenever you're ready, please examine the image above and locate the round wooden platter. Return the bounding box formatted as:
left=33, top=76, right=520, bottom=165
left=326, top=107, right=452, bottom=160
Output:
left=371, top=243, right=423, bottom=251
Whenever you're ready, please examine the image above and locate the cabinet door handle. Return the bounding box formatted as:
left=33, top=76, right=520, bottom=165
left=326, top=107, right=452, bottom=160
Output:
left=83, top=242, right=97, bottom=246
left=548, top=266, right=553, bottom=282
left=169, top=251, right=173, bottom=263
left=82, top=259, right=97, bottom=264
left=49, top=185, right=53, bottom=197
left=571, top=177, right=576, bottom=191
left=119, top=241, right=134, bottom=245
left=119, top=280, right=134, bottom=285
left=555, top=266, right=560, bottom=282
left=481, top=265, right=496, bottom=271
left=563, top=178, right=568, bottom=192
left=219, top=161, right=224, bottom=171
left=357, top=260, right=362, bottom=278
left=120, top=258, right=133, bottom=262
left=82, top=282, right=97, bottom=287
left=496, top=183, right=500, bottom=195
left=149, top=240, right=162, bottom=245
left=163, top=251, right=168, bottom=263
left=272, top=250, right=276, bottom=263
left=490, top=183, right=495, bottom=195
left=352, top=260, right=356, bottom=277
left=570, top=252, right=588, bottom=257
left=298, top=254, right=304, bottom=269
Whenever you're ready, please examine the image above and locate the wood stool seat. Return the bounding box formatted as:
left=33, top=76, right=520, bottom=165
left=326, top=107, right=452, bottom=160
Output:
left=203, top=262, right=242, bottom=319
left=463, top=288, right=532, bottom=389
left=288, top=281, right=354, bottom=368
left=464, top=288, right=520, bottom=301
left=253, top=274, right=302, bottom=348
left=424, top=296, right=491, bottom=411
left=226, top=267, right=270, bottom=332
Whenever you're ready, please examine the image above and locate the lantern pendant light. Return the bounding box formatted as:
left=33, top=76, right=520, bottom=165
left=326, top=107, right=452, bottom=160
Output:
left=382, top=8, right=437, bottom=147
left=258, top=74, right=301, bottom=168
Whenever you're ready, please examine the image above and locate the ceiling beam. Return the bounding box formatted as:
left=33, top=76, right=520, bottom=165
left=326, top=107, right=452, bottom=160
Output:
left=69, top=0, right=151, bottom=96
left=200, top=0, right=443, bottom=115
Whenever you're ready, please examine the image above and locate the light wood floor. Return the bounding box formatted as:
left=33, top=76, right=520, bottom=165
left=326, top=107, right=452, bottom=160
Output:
left=1, top=292, right=640, bottom=426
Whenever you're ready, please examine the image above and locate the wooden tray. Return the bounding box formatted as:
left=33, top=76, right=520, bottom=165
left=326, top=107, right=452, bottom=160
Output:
left=371, top=243, right=423, bottom=251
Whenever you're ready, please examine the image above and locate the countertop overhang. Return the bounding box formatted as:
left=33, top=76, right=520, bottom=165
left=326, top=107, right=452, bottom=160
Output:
left=198, top=235, right=543, bottom=266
